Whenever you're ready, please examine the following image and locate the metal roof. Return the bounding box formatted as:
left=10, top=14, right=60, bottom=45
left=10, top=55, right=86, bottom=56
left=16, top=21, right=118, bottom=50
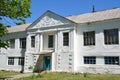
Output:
left=7, top=8, right=120, bottom=33
left=67, top=8, right=120, bottom=23
left=7, top=23, right=31, bottom=33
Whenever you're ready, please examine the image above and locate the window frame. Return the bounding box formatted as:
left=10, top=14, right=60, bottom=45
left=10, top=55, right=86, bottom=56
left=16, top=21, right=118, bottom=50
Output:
left=104, top=28, right=119, bottom=45
left=31, top=36, right=35, bottom=48
left=63, top=32, right=69, bottom=46
left=104, top=56, right=119, bottom=65
left=84, top=56, right=96, bottom=64
left=18, top=57, right=24, bottom=66
left=83, top=31, right=95, bottom=46
left=48, top=35, right=54, bottom=48
left=9, top=39, right=15, bottom=49
left=20, top=38, right=26, bottom=49
left=8, top=57, right=14, bottom=65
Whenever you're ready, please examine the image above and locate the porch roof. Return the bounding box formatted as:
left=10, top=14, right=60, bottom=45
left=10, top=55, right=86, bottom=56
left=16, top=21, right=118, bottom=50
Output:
left=33, top=50, right=53, bottom=55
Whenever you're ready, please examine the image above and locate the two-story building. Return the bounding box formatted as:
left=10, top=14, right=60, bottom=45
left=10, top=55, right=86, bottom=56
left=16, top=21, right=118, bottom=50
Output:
left=0, top=8, right=120, bottom=74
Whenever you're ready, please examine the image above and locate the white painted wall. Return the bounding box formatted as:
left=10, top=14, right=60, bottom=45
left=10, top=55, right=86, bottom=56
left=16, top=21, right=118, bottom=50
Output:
left=0, top=32, right=27, bottom=71
left=75, top=19, right=120, bottom=74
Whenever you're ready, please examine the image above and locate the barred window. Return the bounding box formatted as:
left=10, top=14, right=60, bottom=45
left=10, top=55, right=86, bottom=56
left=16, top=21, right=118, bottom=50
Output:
left=84, top=56, right=96, bottom=64
left=63, top=32, right=69, bottom=46
left=8, top=57, right=14, bottom=65
left=9, top=39, right=15, bottom=48
left=48, top=35, right=54, bottom=48
left=104, top=29, right=119, bottom=45
left=18, top=57, right=24, bottom=66
left=20, top=38, right=26, bottom=48
left=104, top=56, right=119, bottom=65
left=31, top=36, right=35, bottom=48
left=83, top=31, right=95, bottom=46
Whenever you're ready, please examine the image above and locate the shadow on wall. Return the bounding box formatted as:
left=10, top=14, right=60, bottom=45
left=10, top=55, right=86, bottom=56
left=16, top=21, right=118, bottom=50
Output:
left=34, top=55, right=44, bottom=72
left=20, top=49, right=26, bottom=73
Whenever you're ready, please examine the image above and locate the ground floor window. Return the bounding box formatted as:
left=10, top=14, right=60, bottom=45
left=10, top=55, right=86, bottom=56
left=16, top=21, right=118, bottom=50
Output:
left=18, top=57, right=24, bottom=66
left=104, top=56, right=119, bottom=65
left=8, top=57, right=14, bottom=65
left=84, top=56, right=96, bottom=64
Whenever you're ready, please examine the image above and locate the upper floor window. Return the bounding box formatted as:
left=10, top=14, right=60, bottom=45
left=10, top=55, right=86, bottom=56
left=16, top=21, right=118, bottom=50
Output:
left=104, top=56, right=119, bottom=65
left=63, top=32, right=69, bottom=46
left=31, top=36, right=35, bottom=48
left=84, top=56, right=96, bottom=64
left=104, top=29, right=119, bottom=45
left=48, top=35, right=53, bottom=48
left=8, top=57, right=14, bottom=65
left=18, top=57, right=24, bottom=66
left=9, top=39, right=15, bottom=48
left=83, top=31, right=95, bottom=46
left=20, top=38, right=26, bottom=49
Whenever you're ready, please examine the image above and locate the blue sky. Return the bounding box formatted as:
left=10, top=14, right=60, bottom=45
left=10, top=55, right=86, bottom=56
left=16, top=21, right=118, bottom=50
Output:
left=6, top=0, right=120, bottom=26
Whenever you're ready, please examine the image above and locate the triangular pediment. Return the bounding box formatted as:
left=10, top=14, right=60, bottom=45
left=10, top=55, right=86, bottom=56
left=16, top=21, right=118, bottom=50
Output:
left=27, top=10, right=75, bottom=29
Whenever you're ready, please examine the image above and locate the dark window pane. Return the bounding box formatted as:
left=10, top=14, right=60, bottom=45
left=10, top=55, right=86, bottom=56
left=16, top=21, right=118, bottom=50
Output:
left=48, top=35, right=54, bottom=48
left=31, top=36, right=35, bottom=48
left=104, top=56, right=119, bottom=65
left=18, top=57, right=24, bottom=66
left=8, top=57, right=14, bottom=65
left=84, top=56, right=96, bottom=64
left=20, top=38, right=26, bottom=48
left=63, top=32, right=69, bottom=46
left=9, top=39, right=15, bottom=48
left=83, top=31, right=95, bottom=46
left=104, top=29, right=119, bottom=45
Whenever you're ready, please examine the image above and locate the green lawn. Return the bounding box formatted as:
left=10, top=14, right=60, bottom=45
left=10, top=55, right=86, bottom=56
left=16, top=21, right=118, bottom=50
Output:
left=16, top=72, right=120, bottom=80
left=0, top=71, right=21, bottom=78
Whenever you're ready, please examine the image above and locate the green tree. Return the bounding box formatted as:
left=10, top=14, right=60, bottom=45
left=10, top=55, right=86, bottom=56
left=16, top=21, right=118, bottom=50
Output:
left=0, top=0, right=31, bottom=48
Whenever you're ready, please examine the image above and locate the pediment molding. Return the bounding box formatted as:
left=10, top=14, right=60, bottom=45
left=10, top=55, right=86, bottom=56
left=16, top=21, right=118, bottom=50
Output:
left=27, top=10, right=75, bottom=29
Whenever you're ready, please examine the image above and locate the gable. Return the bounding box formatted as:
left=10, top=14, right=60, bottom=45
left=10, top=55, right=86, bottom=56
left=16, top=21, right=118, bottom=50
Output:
left=27, top=10, right=75, bottom=29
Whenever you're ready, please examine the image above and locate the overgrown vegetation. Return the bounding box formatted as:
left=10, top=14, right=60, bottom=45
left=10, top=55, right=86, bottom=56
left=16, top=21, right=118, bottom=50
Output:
left=0, top=71, right=21, bottom=78
left=16, top=72, right=120, bottom=80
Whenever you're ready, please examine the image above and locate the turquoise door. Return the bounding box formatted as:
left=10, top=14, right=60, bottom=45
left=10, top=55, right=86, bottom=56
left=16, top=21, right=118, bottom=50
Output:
left=43, top=56, right=51, bottom=70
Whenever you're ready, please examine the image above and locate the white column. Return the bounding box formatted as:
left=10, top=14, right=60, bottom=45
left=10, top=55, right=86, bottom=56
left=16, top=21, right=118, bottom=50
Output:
left=52, top=52, right=56, bottom=71
left=54, top=32, right=58, bottom=52
left=73, top=27, right=77, bottom=72
left=26, top=35, right=31, bottom=53
left=40, top=33, right=43, bottom=51
left=15, top=38, right=20, bottom=50
left=35, top=34, right=40, bottom=52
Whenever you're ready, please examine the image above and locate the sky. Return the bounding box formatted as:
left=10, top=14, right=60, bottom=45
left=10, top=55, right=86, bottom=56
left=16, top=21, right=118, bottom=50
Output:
left=5, top=0, right=120, bottom=26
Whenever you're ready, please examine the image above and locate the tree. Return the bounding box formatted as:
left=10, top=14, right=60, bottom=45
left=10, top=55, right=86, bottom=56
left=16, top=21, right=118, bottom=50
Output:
left=0, top=0, right=31, bottom=48
left=0, top=23, right=9, bottom=49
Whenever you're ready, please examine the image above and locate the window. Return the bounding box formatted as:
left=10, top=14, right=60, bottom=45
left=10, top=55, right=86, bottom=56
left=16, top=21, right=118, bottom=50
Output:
left=84, top=56, right=96, bottom=64
left=104, top=29, right=119, bottom=45
left=83, top=31, right=95, bottom=46
left=104, top=56, right=119, bottom=65
left=48, top=35, right=53, bottom=48
left=20, top=38, right=26, bottom=48
left=31, top=36, right=35, bottom=48
left=9, top=39, right=15, bottom=48
left=8, top=57, right=14, bottom=65
left=18, top=57, right=24, bottom=66
left=63, top=32, right=69, bottom=46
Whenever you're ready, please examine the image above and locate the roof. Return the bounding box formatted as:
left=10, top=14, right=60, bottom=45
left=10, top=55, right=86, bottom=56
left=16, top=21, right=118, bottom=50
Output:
left=7, top=23, right=31, bottom=33
left=67, top=8, right=120, bottom=23
left=7, top=8, right=120, bottom=33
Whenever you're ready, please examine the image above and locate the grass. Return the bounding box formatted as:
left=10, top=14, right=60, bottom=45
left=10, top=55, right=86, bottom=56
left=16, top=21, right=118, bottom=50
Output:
left=0, top=71, right=21, bottom=78
left=16, top=72, right=120, bottom=80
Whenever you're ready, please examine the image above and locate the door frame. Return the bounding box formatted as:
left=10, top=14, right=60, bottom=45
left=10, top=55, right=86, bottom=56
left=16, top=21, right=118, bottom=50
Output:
left=43, top=56, right=51, bottom=70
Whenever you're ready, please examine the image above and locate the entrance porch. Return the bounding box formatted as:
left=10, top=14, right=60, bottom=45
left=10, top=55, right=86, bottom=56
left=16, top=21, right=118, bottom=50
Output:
left=33, top=51, right=53, bottom=72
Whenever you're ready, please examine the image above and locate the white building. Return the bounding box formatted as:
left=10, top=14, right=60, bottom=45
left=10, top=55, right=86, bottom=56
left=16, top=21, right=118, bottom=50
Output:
left=0, top=8, right=120, bottom=74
